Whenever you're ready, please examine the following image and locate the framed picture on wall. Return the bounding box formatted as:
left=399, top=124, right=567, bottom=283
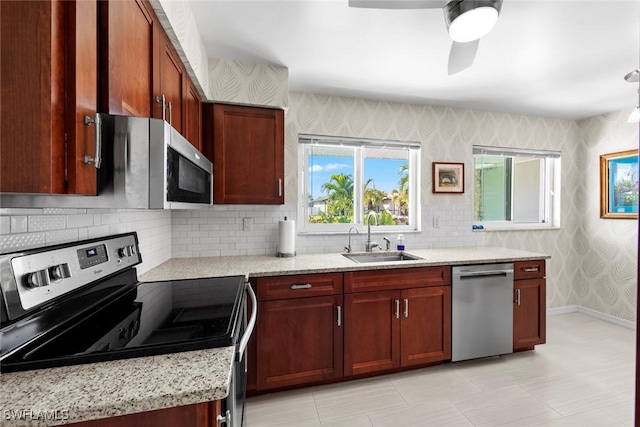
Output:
left=600, top=149, right=638, bottom=219
left=432, top=162, right=464, bottom=194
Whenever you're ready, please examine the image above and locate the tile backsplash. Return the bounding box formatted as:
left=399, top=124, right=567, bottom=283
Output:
left=0, top=209, right=172, bottom=275
left=171, top=204, right=484, bottom=258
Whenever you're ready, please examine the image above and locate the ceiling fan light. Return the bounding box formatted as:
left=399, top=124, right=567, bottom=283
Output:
left=445, top=0, right=502, bottom=43
left=627, top=106, right=640, bottom=123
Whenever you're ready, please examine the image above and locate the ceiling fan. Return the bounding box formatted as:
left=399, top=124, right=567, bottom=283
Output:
left=349, top=0, right=503, bottom=75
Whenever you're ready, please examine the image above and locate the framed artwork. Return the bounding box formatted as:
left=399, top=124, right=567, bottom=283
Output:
left=600, top=149, right=638, bottom=219
left=432, top=162, right=464, bottom=194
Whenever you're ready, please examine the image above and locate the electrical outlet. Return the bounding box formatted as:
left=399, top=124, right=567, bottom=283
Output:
left=243, top=218, right=252, bottom=231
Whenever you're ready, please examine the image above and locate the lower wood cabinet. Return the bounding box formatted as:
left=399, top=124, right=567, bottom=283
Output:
left=344, top=286, right=450, bottom=376
left=67, top=400, right=220, bottom=427
left=256, top=295, right=343, bottom=390
left=513, top=260, right=546, bottom=351
left=514, top=277, right=546, bottom=351
left=253, top=273, right=343, bottom=392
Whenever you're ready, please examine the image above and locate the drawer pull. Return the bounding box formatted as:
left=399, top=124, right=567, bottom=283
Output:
left=337, top=305, right=342, bottom=327
left=522, top=267, right=539, bottom=272
left=290, top=283, right=312, bottom=290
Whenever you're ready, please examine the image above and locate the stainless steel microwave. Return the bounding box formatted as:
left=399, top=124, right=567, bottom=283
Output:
left=0, top=114, right=213, bottom=209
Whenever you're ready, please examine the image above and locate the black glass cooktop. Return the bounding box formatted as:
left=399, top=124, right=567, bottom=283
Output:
left=0, top=274, right=246, bottom=373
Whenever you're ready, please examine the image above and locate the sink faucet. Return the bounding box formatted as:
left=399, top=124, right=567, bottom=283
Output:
left=365, top=212, right=379, bottom=252
left=383, top=237, right=391, bottom=251
left=345, top=226, right=359, bottom=253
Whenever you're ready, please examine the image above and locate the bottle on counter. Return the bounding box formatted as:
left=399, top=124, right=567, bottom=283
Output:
left=396, top=234, right=405, bottom=251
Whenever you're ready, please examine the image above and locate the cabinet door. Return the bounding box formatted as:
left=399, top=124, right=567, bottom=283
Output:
left=101, top=0, right=155, bottom=117
left=257, top=295, right=343, bottom=390
left=204, top=103, right=284, bottom=204
left=514, top=278, right=546, bottom=351
left=184, top=79, right=202, bottom=150
left=66, top=400, right=219, bottom=427
left=344, top=291, right=400, bottom=376
left=400, top=287, right=451, bottom=366
left=66, top=0, right=99, bottom=195
left=156, top=30, right=184, bottom=133
left=0, top=0, right=97, bottom=195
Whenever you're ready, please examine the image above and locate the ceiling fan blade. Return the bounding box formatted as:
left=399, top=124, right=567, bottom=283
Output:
left=349, top=0, right=447, bottom=9
left=447, top=39, right=479, bottom=75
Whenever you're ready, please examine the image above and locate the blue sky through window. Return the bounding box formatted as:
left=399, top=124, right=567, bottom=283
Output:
left=308, top=155, right=407, bottom=200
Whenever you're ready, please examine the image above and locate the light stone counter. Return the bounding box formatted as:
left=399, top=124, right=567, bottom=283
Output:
left=0, top=346, right=234, bottom=426
left=139, top=246, right=550, bottom=282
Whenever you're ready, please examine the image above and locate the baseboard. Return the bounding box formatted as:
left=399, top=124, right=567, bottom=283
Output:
left=547, top=305, right=636, bottom=330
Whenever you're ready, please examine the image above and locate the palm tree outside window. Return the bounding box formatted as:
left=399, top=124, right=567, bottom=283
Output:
left=298, top=135, right=420, bottom=233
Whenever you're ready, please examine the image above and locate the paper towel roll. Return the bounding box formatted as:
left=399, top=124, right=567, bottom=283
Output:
left=277, top=217, right=296, bottom=257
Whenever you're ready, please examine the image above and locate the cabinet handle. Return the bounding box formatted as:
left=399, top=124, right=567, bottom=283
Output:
left=515, top=288, right=521, bottom=306
left=403, top=298, right=409, bottom=318
left=83, top=114, right=102, bottom=169
left=155, top=94, right=166, bottom=121
left=290, top=283, right=312, bottom=290
left=217, top=409, right=231, bottom=426
left=522, top=267, right=539, bottom=272
left=337, top=305, right=342, bottom=327
left=278, top=179, right=283, bottom=197
left=167, top=101, right=173, bottom=125
left=395, top=299, right=400, bottom=319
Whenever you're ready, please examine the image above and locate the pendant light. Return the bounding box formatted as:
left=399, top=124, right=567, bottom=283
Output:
left=445, top=0, right=503, bottom=43
left=624, top=69, right=640, bottom=123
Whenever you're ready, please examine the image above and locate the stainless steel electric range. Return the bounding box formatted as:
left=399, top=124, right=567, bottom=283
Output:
left=0, top=232, right=255, bottom=427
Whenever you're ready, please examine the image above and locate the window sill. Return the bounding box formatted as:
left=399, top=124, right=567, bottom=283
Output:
left=473, top=226, right=560, bottom=232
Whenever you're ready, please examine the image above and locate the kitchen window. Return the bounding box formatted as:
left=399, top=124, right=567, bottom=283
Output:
left=298, top=134, right=420, bottom=233
left=473, top=145, right=561, bottom=229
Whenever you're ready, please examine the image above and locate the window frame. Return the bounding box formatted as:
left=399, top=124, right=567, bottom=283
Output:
left=472, top=145, right=561, bottom=230
left=298, top=134, right=421, bottom=234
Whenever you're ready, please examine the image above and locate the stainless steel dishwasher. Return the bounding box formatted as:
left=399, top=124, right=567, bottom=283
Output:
left=451, top=263, right=514, bottom=362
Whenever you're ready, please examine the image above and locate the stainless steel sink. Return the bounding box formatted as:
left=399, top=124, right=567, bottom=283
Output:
left=342, top=252, right=422, bottom=263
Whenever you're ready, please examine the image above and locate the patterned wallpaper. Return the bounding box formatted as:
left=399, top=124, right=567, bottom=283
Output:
left=207, top=58, right=289, bottom=108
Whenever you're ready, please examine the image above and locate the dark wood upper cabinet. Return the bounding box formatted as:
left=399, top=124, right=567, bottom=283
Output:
left=184, top=78, right=203, bottom=151
left=203, top=103, right=285, bottom=205
left=100, top=0, right=155, bottom=117
left=1, top=0, right=97, bottom=194
left=156, top=30, right=184, bottom=133
left=101, top=0, right=201, bottom=148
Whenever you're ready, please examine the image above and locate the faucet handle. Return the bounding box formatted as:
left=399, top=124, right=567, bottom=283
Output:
left=344, top=246, right=351, bottom=253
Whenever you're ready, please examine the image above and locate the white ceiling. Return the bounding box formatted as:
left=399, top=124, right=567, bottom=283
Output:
left=188, top=0, right=640, bottom=120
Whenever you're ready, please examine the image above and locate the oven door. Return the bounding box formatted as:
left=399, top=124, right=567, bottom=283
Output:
left=220, top=283, right=257, bottom=427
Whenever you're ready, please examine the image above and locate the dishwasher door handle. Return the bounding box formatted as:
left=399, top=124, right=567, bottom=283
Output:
left=456, top=270, right=513, bottom=279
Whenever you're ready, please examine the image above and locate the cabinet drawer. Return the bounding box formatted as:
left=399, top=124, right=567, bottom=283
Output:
left=255, top=273, right=343, bottom=301
left=514, top=260, right=546, bottom=280
left=344, top=266, right=450, bottom=293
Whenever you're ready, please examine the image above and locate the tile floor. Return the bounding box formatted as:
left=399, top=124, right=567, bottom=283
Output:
left=246, top=312, right=635, bottom=426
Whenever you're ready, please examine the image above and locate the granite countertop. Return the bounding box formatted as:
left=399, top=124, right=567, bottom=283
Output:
left=0, top=346, right=235, bottom=427
left=139, top=246, right=550, bottom=282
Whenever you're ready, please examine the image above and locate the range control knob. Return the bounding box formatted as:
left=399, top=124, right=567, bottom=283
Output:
left=25, top=270, right=49, bottom=288
left=48, top=263, right=71, bottom=282
left=118, top=246, right=137, bottom=258
left=117, top=247, right=130, bottom=258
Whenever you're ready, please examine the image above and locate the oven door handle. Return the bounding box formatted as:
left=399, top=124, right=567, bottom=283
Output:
left=237, top=282, right=257, bottom=359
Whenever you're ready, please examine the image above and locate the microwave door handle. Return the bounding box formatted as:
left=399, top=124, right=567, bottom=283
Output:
left=237, top=283, right=257, bottom=359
